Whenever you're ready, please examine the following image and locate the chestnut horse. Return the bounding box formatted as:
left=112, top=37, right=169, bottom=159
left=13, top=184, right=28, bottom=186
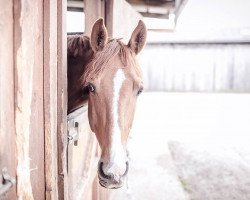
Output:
left=67, top=18, right=147, bottom=189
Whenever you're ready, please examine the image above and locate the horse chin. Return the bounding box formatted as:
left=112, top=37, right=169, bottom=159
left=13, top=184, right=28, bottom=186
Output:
left=99, top=178, right=124, bottom=189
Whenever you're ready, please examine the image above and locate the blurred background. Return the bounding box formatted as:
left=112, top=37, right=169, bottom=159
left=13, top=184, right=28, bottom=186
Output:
left=67, top=0, right=250, bottom=199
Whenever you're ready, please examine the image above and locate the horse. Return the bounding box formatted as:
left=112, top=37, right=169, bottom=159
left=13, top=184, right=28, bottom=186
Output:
left=67, top=18, right=147, bottom=189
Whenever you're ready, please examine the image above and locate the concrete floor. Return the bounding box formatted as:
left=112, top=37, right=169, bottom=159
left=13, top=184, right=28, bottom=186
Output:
left=110, top=92, right=250, bottom=200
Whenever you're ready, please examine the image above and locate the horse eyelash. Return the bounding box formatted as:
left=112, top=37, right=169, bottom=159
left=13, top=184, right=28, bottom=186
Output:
left=88, top=83, right=96, bottom=93
left=137, top=87, right=143, bottom=96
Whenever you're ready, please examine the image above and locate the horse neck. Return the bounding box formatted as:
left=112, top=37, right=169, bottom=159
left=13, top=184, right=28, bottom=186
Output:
left=67, top=36, right=94, bottom=114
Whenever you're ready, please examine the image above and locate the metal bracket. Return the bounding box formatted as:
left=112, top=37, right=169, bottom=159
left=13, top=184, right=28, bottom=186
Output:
left=0, top=168, right=16, bottom=196
left=67, top=121, right=79, bottom=146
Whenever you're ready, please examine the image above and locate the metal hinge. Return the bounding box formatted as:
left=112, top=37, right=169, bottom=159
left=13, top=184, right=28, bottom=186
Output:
left=0, top=168, right=16, bottom=196
left=67, top=121, right=79, bottom=146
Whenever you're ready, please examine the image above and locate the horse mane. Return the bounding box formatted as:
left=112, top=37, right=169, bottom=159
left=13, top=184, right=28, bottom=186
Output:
left=67, top=34, right=91, bottom=57
left=81, top=39, right=138, bottom=86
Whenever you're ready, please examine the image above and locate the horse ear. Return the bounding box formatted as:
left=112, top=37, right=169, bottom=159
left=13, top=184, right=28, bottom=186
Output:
left=128, top=20, right=147, bottom=54
left=90, top=18, right=108, bottom=52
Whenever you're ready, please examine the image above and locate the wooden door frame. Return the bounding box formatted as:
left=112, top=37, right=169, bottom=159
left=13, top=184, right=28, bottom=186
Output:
left=56, top=0, right=68, bottom=199
left=0, top=0, right=16, bottom=199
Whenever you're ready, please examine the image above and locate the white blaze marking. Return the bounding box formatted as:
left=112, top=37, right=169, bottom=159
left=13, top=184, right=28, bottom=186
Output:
left=103, top=69, right=127, bottom=179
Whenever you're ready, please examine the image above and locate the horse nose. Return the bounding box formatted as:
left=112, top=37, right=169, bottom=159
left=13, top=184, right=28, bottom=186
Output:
left=98, top=161, right=129, bottom=189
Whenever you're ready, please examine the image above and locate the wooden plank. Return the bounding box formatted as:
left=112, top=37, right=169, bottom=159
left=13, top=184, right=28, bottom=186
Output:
left=14, top=0, right=45, bottom=199
left=0, top=0, right=16, bottom=199
left=106, top=0, right=142, bottom=43
left=44, top=0, right=59, bottom=199
left=84, top=0, right=105, bottom=35
left=57, top=0, right=68, bottom=199
left=67, top=110, right=98, bottom=200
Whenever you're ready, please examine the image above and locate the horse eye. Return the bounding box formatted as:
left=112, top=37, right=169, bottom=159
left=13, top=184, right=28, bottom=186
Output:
left=88, top=83, right=95, bottom=93
left=137, top=87, right=143, bottom=96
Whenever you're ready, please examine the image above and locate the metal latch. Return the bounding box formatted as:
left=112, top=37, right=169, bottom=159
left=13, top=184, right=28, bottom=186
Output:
left=0, top=168, right=16, bottom=196
left=67, top=121, right=79, bottom=146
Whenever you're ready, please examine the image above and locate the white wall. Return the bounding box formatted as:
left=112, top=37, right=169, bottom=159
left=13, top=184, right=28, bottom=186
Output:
left=139, top=44, right=250, bottom=92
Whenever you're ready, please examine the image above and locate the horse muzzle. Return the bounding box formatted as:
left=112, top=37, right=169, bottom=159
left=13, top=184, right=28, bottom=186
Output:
left=98, top=161, right=129, bottom=189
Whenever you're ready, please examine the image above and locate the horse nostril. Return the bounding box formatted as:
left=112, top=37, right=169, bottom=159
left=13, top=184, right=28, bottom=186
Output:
left=122, top=161, right=129, bottom=177
left=98, top=162, right=113, bottom=180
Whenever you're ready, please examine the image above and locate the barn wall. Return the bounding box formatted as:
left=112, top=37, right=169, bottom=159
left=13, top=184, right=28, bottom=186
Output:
left=140, top=43, right=250, bottom=92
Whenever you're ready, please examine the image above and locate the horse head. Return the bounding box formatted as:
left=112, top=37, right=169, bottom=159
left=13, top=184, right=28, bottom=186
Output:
left=68, top=18, right=147, bottom=189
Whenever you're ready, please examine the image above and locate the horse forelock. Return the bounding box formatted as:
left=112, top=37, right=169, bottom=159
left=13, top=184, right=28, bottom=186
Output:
left=81, top=39, right=138, bottom=87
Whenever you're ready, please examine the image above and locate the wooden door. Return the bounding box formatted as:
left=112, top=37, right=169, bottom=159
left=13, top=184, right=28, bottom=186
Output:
left=0, top=0, right=67, bottom=199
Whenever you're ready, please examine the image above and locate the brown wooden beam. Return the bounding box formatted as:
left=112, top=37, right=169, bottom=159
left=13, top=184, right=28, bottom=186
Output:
left=57, top=0, right=68, bottom=199
left=44, top=0, right=59, bottom=199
